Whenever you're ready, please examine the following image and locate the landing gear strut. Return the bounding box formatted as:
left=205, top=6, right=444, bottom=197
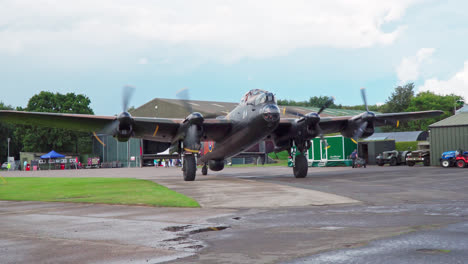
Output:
left=201, top=164, right=208, bottom=175
left=182, top=154, right=196, bottom=181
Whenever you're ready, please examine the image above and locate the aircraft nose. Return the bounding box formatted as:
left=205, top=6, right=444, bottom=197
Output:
left=261, top=104, right=280, bottom=123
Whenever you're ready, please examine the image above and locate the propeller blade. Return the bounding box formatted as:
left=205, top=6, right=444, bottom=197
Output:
left=101, top=119, right=119, bottom=135
left=285, top=108, right=306, bottom=118
left=122, top=85, right=135, bottom=112
left=176, top=88, right=193, bottom=114
left=317, top=96, right=335, bottom=115
left=360, top=88, right=368, bottom=112
left=352, top=120, right=368, bottom=143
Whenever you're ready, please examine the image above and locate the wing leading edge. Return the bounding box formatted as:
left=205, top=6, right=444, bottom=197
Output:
left=319, top=110, right=444, bottom=134
left=0, top=110, right=234, bottom=143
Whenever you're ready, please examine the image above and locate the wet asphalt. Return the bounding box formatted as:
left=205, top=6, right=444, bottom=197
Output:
left=171, top=166, right=468, bottom=263
left=1, top=165, right=468, bottom=263
left=285, top=221, right=468, bottom=264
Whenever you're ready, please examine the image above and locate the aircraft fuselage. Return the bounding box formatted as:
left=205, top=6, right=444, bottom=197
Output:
left=199, top=89, right=280, bottom=163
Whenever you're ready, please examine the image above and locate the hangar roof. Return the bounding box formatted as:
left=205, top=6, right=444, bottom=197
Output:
left=364, top=131, right=428, bottom=142
left=130, top=98, right=365, bottom=118
left=429, top=112, right=468, bottom=128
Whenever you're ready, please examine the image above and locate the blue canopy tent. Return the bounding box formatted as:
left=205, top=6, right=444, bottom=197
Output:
left=40, top=150, right=65, bottom=159
left=40, top=150, right=65, bottom=169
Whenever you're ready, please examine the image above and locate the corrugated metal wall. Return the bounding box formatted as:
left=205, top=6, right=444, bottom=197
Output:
left=92, top=135, right=142, bottom=167
left=430, top=126, right=468, bottom=165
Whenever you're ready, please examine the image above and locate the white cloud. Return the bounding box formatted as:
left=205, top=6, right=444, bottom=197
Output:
left=418, top=61, right=468, bottom=100
left=138, top=58, right=148, bottom=65
left=396, top=48, right=435, bottom=84
left=0, top=0, right=418, bottom=64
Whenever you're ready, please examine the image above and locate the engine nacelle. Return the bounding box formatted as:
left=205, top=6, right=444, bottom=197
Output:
left=115, top=127, right=133, bottom=142
left=208, top=160, right=225, bottom=171
left=114, top=111, right=134, bottom=142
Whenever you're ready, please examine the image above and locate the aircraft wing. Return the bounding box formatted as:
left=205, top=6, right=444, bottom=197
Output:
left=319, top=110, right=444, bottom=134
left=273, top=110, right=443, bottom=138
left=0, top=110, right=233, bottom=143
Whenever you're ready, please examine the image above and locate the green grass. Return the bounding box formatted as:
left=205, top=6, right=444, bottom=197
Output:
left=229, top=159, right=288, bottom=167
left=0, top=177, right=199, bottom=207
left=438, top=249, right=451, bottom=253
left=268, top=151, right=289, bottom=160
left=396, top=141, right=419, bottom=151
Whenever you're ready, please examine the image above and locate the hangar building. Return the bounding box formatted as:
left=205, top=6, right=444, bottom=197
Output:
left=429, top=111, right=468, bottom=165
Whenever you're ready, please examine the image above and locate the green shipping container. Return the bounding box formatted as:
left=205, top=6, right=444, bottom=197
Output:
left=309, top=136, right=357, bottom=167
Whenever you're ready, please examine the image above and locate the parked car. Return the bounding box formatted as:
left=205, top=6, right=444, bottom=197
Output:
left=143, top=159, right=155, bottom=167
left=376, top=150, right=410, bottom=166
left=1, top=162, right=8, bottom=170
left=406, top=149, right=430, bottom=166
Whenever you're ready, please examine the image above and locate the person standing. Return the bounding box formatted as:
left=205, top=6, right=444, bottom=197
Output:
left=350, top=149, right=358, bottom=168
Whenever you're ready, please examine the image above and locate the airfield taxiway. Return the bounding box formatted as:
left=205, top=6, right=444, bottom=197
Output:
left=1, top=165, right=468, bottom=263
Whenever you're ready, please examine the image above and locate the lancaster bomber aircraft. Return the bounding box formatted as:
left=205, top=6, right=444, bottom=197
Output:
left=0, top=88, right=442, bottom=181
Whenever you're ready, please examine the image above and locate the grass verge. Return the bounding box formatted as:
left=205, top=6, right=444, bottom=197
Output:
left=0, top=177, right=199, bottom=207
left=229, top=159, right=288, bottom=167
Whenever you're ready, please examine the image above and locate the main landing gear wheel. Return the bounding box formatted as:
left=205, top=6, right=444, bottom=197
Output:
left=293, top=154, right=308, bottom=178
left=183, top=155, right=196, bottom=181
left=201, top=164, right=208, bottom=175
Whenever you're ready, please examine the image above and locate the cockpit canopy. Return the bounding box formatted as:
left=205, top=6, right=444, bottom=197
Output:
left=240, top=89, right=276, bottom=105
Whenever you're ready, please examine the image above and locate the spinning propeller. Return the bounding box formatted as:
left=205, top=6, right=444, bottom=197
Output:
left=351, top=88, right=376, bottom=143
left=101, top=85, right=136, bottom=141
left=285, top=96, right=335, bottom=146
left=175, top=88, right=206, bottom=153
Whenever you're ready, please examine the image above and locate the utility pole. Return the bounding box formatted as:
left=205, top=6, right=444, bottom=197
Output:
left=7, top=137, right=10, bottom=160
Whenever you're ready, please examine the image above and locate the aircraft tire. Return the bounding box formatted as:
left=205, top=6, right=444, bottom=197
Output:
left=183, top=155, right=196, bottom=181
left=202, top=165, right=208, bottom=175
left=293, top=154, right=308, bottom=178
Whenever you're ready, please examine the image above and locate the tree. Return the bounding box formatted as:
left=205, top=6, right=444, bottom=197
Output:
left=14, top=92, right=94, bottom=153
left=403, top=91, right=464, bottom=131
left=0, top=102, right=23, bottom=161
left=277, top=96, right=341, bottom=109
left=382, top=83, right=415, bottom=113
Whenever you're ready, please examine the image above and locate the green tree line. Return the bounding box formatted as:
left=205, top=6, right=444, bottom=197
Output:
left=1, top=92, right=94, bottom=161
left=278, top=83, right=465, bottom=131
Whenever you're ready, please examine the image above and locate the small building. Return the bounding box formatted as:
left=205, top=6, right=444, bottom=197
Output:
left=429, top=112, right=468, bottom=166
left=357, top=140, right=396, bottom=165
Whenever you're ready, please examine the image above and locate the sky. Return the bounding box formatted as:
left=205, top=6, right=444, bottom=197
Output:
left=1, top=0, right=468, bottom=115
